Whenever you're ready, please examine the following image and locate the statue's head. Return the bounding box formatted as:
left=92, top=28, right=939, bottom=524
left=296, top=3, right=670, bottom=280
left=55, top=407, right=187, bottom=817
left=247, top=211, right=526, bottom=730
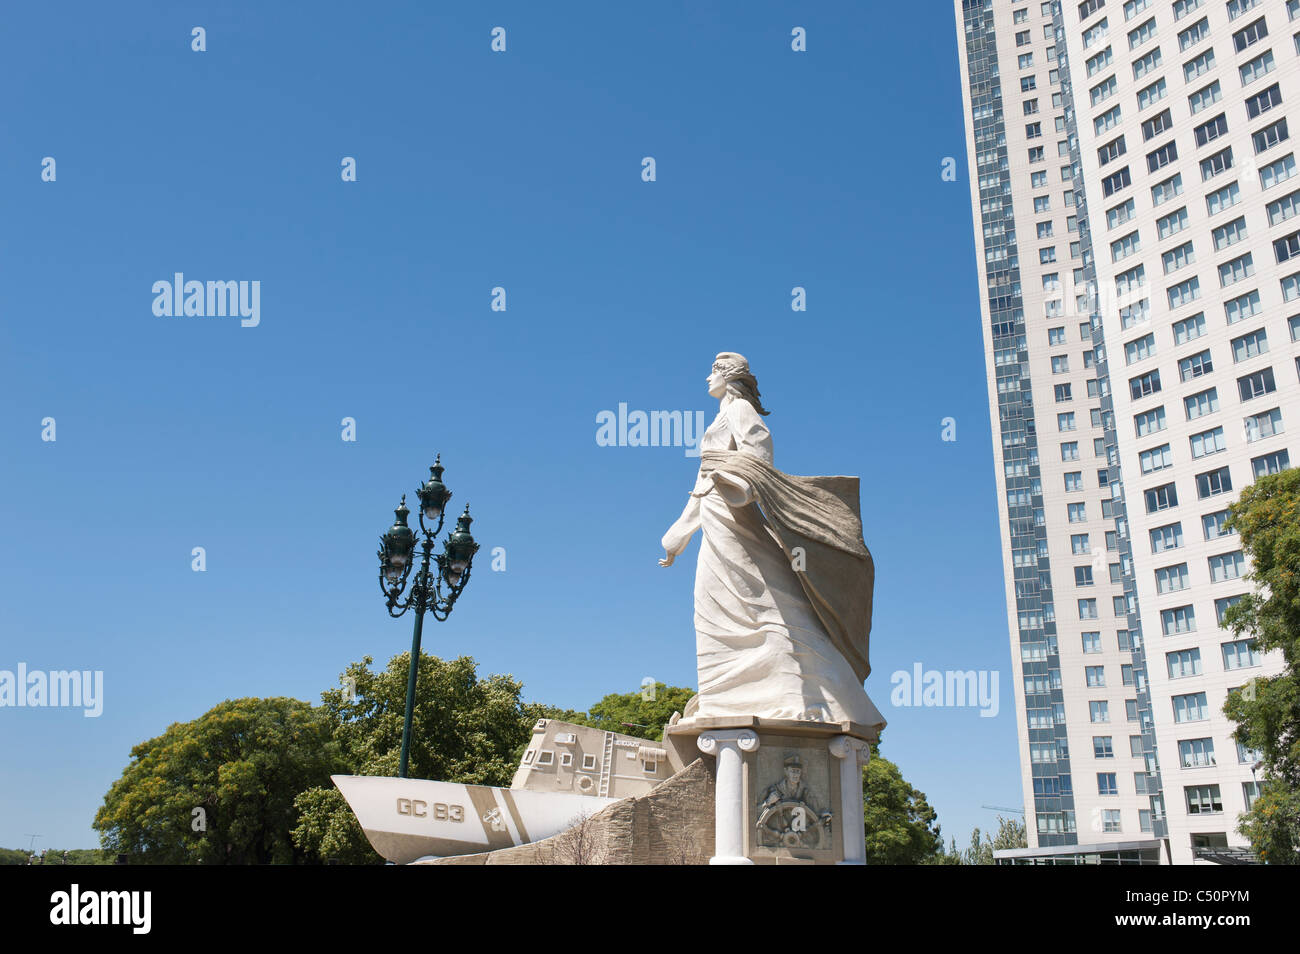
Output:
left=707, top=351, right=770, bottom=416
left=782, top=755, right=803, bottom=786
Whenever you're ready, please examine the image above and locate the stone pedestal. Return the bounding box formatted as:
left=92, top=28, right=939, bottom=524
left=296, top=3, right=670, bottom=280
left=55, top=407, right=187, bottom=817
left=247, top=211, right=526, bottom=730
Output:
left=666, top=716, right=878, bottom=866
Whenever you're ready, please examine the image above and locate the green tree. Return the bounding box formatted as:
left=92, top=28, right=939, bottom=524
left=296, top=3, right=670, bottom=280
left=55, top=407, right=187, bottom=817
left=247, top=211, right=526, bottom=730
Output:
left=1222, top=469, right=1300, bottom=863
left=93, top=697, right=342, bottom=864
left=990, top=814, right=1027, bottom=853
left=862, top=745, right=945, bottom=864
left=539, top=682, right=695, bottom=742
left=291, top=652, right=543, bottom=864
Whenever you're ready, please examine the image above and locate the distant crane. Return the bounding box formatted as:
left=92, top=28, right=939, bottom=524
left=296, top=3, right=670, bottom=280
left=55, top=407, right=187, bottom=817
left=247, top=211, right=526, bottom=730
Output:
left=980, top=805, right=1025, bottom=815
left=23, top=834, right=42, bottom=853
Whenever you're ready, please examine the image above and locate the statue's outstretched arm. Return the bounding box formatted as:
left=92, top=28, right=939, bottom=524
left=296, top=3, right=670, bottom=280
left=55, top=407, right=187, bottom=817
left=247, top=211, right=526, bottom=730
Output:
left=659, top=494, right=701, bottom=567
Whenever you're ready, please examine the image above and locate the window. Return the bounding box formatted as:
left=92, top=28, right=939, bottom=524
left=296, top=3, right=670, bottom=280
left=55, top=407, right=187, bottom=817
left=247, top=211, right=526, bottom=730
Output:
left=1222, top=638, right=1261, bottom=670
left=1240, top=50, right=1276, bottom=86
left=1128, top=18, right=1155, bottom=49
left=1254, top=118, right=1289, bottom=155
left=1203, top=509, right=1234, bottom=540
left=1055, top=383, right=1073, bottom=402
left=536, top=750, right=554, bottom=765
left=1079, top=597, right=1099, bottom=618
left=1102, top=166, right=1132, bottom=196
left=1052, top=355, right=1070, bottom=374
left=1156, top=564, right=1189, bottom=594
left=1167, top=277, right=1200, bottom=309
left=1122, top=298, right=1150, bottom=329
left=1231, top=328, right=1269, bottom=362
left=1190, top=426, right=1226, bottom=458
left=1084, top=17, right=1111, bottom=49
left=1219, top=252, right=1254, bottom=286
left=1190, top=80, right=1221, bottom=115
left=1178, top=738, right=1216, bottom=768
left=1098, top=772, right=1118, bottom=795
left=1246, top=83, right=1282, bottom=120
left=1072, top=533, right=1091, bottom=555
left=1215, top=595, right=1243, bottom=625
left=1178, top=17, right=1210, bottom=51
left=1173, top=691, right=1208, bottom=723
left=1162, top=606, right=1196, bottom=637
left=1130, top=369, right=1161, bottom=399
left=1227, top=0, right=1260, bottom=20
left=1174, top=313, right=1206, bottom=345
left=1232, top=17, right=1269, bottom=53
left=1100, top=135, right=1127, bottom=166
left=1206, top=181, right=1241, bottom=215
left=1069, top=502, right=1088, bottom=523
left=1193, top=113, right=1228, bottom=147
left=1139, top=442, right=1172, bottom=473
left=1196, top=465, right=1233, bottom=498
left=1086, top=664, right=1105, bottom=686
left=1125, top=332, right=1155, bottom=363
left=1225, top=290, right=1261, bottom=323
left=1065, top=471, right=1083, bottom=491
left=1062, top=441, right=1080, bottom=461
left=1091, top=75, right=1119, bottom=106
left=1059, top=411, right=1077, bottom=431
left=1087, top=46, right=1114, bottom=77
left=1133, top=47, right=1161, bottom=80
left=1152, top=173, right=1183, bottom=206
left=1150, top=522, right=1183, bottom=553
left=1172, top=0, right=1203, bottom=18
left=1260, top=154, right=1297, bottom=190
left=1209, top=551, right=1245, bottom=582
left=1135, top=406, right=1166, bottom=436
left=1096, top=104, right=1123, bottom=135
left=1040, top=247, right=1058, bottom=264
left=1184, top=49, right=1215, bottom=82
left=1178, top=350, right=1213, bottom=383
left=1158, top=206, right=1188, bottom=239
left=1266, top=189, right=1300, bottom=226
left=1144, top=482, right=1177, bottom=512
left=1167, top=648, right=1202, bottom=678
left=1093, top=736, right=1114, bottom=758
left=1124, top=0, right=1150, bottom=18
left=1243, top=406, right=1283, bottom=441
left=1252, top=449, right=1291, bottom=477
left=1162, top=241, right=1195, bottom=274
left=1212, top=216, right=1247, bottom=251
left=1238, top=366, right=1276, bottom=401
left=1137, top=77, right=1167, bottom=110
left=1200, top=147, right=1233, bottom=181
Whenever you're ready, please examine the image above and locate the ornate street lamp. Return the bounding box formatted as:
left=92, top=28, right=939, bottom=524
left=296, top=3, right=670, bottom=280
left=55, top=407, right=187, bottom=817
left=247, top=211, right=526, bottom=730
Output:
left=378, top=454, right=480, bottom=778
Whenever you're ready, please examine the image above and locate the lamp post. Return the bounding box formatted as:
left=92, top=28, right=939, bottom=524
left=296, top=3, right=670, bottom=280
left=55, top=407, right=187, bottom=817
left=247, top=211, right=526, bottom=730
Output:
left=378, top=455, right=480, bottom=778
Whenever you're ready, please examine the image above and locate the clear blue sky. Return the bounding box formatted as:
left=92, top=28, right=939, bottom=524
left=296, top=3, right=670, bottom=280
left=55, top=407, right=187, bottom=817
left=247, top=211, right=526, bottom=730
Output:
left=0, top=0, right=1023, bottom=853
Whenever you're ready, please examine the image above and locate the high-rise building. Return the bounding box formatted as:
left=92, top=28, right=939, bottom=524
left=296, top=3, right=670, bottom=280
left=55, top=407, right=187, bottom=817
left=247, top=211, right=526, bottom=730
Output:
left=955, top=0, right=1291, bottom=864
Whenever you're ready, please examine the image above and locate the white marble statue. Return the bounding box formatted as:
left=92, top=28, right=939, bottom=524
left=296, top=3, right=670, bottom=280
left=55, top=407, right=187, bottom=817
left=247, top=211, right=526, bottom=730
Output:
left=659, top=353, right=886, bottom=730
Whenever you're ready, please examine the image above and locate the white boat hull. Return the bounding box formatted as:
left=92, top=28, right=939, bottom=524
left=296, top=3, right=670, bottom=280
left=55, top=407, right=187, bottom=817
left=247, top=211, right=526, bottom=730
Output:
left=332, top=774, right=618, bottom=864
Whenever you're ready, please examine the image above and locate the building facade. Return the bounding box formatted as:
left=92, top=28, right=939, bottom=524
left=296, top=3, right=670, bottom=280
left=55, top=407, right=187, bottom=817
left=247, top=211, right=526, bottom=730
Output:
left=956, top=0, right=1291, bottom=863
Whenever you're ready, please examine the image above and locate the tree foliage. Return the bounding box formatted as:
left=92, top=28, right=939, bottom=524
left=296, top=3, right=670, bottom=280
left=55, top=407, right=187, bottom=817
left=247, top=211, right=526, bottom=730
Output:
left=1222, top=469, right=1300, bottom=863
left=863, top=745, right=945, bottom=864
left=539, top=682, right=696, bottom=742
left=93, top=697, right=342, bottom=864
left=291, top=653, right=543, bottom=864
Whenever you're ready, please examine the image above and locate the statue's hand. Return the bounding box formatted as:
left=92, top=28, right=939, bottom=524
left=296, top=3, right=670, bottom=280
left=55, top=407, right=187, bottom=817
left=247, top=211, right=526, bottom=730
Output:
left=658, top=552, right=675, bottom=568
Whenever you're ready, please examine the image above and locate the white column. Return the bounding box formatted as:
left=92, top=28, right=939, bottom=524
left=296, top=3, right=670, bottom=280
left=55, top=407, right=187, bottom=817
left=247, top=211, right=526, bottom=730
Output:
left=697, top=729, right=760, bottom=865
left=829, top=736, right=870, bottom=865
